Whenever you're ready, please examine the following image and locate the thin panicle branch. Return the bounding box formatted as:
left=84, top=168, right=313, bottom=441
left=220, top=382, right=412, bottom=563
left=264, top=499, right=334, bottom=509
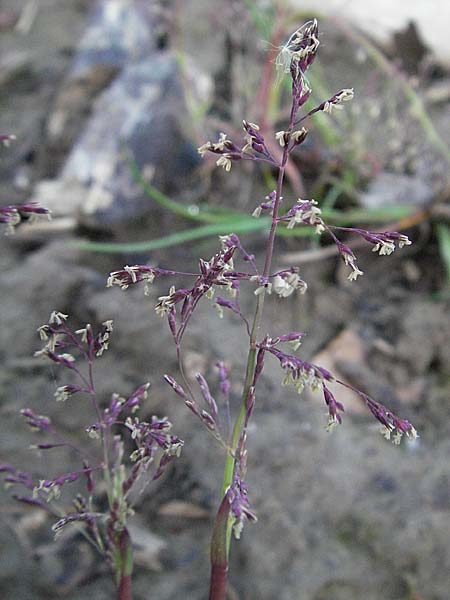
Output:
left=3, top=313, right=183, bottom=598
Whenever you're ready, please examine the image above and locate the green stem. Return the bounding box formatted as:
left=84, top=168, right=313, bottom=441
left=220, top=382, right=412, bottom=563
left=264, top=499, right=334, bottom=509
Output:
left=220, top=295, right=263, bottom=496
left=215, top=140, right=290, bottom=584
left=209, top=48, right=309, bottom=596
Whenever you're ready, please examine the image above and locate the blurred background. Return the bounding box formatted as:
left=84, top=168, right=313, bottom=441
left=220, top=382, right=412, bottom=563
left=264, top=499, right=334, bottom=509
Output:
left=0, top=1, right=449, bottom=599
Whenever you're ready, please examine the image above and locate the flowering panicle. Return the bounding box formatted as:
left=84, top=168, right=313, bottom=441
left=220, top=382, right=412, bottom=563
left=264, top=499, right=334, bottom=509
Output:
left=164, top=365, right=236, bottom=447
left=54, top=383, right=85, bottom=402
left=92, top=320, right=114, bottom=356
left=196, top=373, right=219, bottom=423
left=341, top=383, right=418, bottom=444
left=268, top=345, right=332, bottom=394
left=241, top=120, right=276, bottom=163
left=321, top=88, right=355, bottom=113
left=2, top=313, right=183, bottom=591
left=216, top=362, right=231, bottom=399
left=107, top=266, right=177, bottom=292
left=257, top=332, right=416, bottom=443
left=164, top=373, right=219, bottom=433
left=280, top=199, right=325, bottom=234
left=326, top=227, right=412, bottom=281
left=252, top=190, right=277, bottom=218
left=323, top=385, right=345, bottom=432
left=268, top=332, right=306, bottom=352
left=0, top=201, right=51, bottom=234
left=226, top=459, right=257, bottom=540
left=35, top=312, right=116, bottom=368
left=197, top=120, right=278, bottom=171
left=20, top=408, right=53, bottom=432
left=220, top=232, right=258, bottom=273
left=198, top=132, right=243, bottom=172
left=346, top=228, right=412, bottom=255
left=290, top=65, right=312, bottom=113
left=274, top=196, right=411, bottom=281
left=225, top=384, right=258, bottom=540
left=108, top=18, right=417, bottom=598
left=275, top=126, right=309, bottom=149
left=256, top=192, right=411, bottom=288
left=198, top=131, right=241, bottom=158
left=52, top=511, right=103, bottom=538
left=0, top=133, right=16, bottom=146
left=101, top=383, right=150, bottom=429
left=336, top=241, right=364, bottom=281
left=125, top=415, right=183, bottom=480
left=276, top=19, right=319, bottom=76
left=272, top=270, right=307, bottom=298
left=0, top=464, right=34, bottom=491
left=110, top=235, right=266, bottom=348
left=33, top=467, right=95, bottom=502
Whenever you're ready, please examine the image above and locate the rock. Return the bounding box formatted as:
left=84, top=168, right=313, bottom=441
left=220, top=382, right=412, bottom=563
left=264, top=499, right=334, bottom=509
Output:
left=62, top=52, right=202, bottom=230
left=30, top=0, right=210, bottom=233
left=41, top=0, right=159, bottom=175
left=25, top=178, right=87, bottom=217
left=0, top=50, right=34, bottom=88
left=42, top=64, right=120, bottom=176
left=70, top=0, right=158, bottom=76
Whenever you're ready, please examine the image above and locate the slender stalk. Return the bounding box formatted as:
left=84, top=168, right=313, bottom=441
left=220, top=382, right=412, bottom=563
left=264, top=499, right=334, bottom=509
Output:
left=87, top=356, right=115, bottom=512
left=208, top=495, right=231, bottom=600
left=210, top=111, right=294, bottom=600
left=221, top=127, right=291, bottom=493
left=117, top=528, right=133, bottom=600
left=87, top=359, right=102, bottom=424
left=118, top=575, right=132, bottom=600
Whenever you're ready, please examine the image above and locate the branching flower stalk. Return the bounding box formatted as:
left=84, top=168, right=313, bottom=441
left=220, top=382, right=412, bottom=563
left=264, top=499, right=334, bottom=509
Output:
left=108, top=19, right=416, bottom=599
left=1, top=313, right=183, bottom=600
left=0, top=200, right=51, bottom=234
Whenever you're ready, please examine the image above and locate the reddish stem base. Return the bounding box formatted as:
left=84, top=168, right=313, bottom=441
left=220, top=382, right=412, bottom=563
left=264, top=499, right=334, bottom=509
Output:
left=209, top=564, right=228, bottom=600
left=118, top=574, right=133, bottom=600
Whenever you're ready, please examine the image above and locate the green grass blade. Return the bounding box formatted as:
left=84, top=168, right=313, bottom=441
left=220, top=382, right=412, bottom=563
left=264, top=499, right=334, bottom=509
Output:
left=125, top=153, right=222, bottom=223
left=242, top=0, right=274, bottom=39
left=71, top=204, right=413, bottom=254
left=436, top=223, right=450, bottom=283
left=324, top=205, right=412, bottom=225
left=71, top=217, right=270, bottom=254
